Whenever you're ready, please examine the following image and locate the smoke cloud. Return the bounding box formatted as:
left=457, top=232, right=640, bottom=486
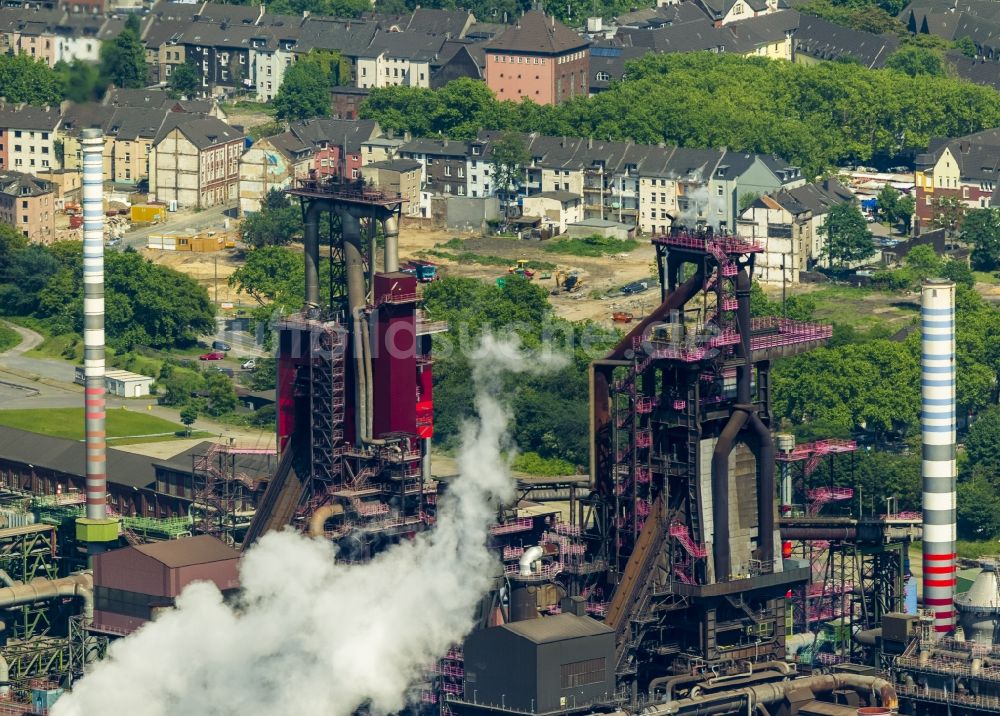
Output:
left=54, top=337, right=557, bottom=716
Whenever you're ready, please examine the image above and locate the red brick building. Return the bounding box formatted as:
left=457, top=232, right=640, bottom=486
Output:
left=914, top=129, right=1000, bottom=232
left=484, top=10, right=590, bottom=105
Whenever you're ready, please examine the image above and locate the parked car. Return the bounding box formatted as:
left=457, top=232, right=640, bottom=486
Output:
left=212, top=340, right=232, bottom=351
left=241, top=359, right=256, bottom=370
left=199, top=351, right=225, bottom=361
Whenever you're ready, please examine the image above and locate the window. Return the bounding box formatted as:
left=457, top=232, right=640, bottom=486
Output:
left=352, top=168, right=359, bottom=179
left=362, top=67, right=367, bottom=76
left=444, top=165, right=451, bottom=176
left=21, top=215, right=27, bottom=224
left=457, top=167, right=464, bottom=178
left=561, top=659, right=606, bottom=689
left=21, top=200, right=27, bottom=208
left=14, top=131, right=20, bottom=138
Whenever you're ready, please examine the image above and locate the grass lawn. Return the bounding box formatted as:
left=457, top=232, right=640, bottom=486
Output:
left=804, top=284, right=919, bottom=333
left=0, top=407, right=195, bottom=441
left=973, top=270, right=1000, bottom=285
left=0, top=324, right=19, bottom=352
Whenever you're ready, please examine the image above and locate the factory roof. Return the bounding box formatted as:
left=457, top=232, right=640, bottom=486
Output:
left=132, top=535, right=240, bottom=568
left=502, top=613, right=612, bottom=643
left=0, top=425, right=156, bottom=490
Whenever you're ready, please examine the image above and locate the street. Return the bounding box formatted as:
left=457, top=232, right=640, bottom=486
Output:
left=116, top=203, right=238, bottom=251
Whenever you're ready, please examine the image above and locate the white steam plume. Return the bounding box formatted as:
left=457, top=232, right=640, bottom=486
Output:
left=53, top=336, right=563, bottom=716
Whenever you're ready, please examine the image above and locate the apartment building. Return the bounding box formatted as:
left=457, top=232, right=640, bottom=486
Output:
left=398, top=138, right=470, bottom=197
left=0, top=171, right=55, bottom=242
left=151, top=116, right=244, bottom=209
left=484, top=10, right=590, bottom=105
left=239, top=130, right=313, bottom=215
left=736, top=178, right=855, bottom=283
left=0, top=105, right=61, bottom=174
left=361, top=159, right=422, bottom=217
left=915, top=128, right=1000, bottom=232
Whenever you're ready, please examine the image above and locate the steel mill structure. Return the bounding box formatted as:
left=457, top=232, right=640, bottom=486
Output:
left=0, top=160, right=984, bottom=716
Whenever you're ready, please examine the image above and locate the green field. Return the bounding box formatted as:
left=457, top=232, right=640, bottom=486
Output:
left=806, top=284, right=919, bottom=333
left=0, top=407, right=200, bottom=441
left=0, top=324, right=19, bottom=353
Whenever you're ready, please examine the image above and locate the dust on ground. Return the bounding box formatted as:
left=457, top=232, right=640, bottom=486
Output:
left=140, top=249, right=247, bottom=304
left=397, top=223, right=658, bottom=327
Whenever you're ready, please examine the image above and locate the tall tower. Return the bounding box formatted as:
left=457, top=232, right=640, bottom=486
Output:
left=921, top=279, right=957, bottom=637
left=76, top=128, right=119, bottom=553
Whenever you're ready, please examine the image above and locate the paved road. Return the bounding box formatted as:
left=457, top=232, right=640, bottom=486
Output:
left=116, top=203, right=239, bottom=251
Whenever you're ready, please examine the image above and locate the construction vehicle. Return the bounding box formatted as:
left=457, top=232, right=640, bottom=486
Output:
left=401, top=260, right=438, bottom=283
left=507, top=259, right=535, bottom=279
left=552, top=270, right=585, bottom=294
left=612, top=311, right=634, bottom=323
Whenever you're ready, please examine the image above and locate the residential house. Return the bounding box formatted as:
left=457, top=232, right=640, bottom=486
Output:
left=903, top=0, right=1000, bottom=62
left=102, top=87, right=226, bottom=121
left=285, top=118, right=381, bottom=179
left=0, top=105, right=61, bottom=174
left=793, top=15, right=899, bottom=68
left=914, top=128, right=1000, bottom=232
left=484, top=10, right=590, bottom=105
left=249, top=26, right=299, bottom=102
left=691, top=0, right=785, bottom=26
left=356, top=30, right=451, bottom=89
left=181, top=22, right=257, bottom=96
left=293, top=16, right=379, bottom=87
left=0, top=7, right=120, bottom=66
left=331, top=86, right=370, bottom=120
left=712, top=151, right=805, bottom=231
left=0, top=171, right=55, bottom=242
left=361, top=135, right=406, bottom=165
left=736, top=178, right=855, bottom=283
left=521, top=190, right=583, bottom=235
left=384, top=7, right=476, bottom=38
left=151, top=115, right=245, bottom=209
left=398, top=137, right=470, bottom=199
left=361, top=159, right=422, bottom=217
left=239, top=130, right=313, bottom=215
left=615, top=10, right=799, bottom=60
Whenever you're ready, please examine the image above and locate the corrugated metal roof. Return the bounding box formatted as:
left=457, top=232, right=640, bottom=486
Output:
left=133, top=535, right=239, bottom=568
left=502, top=613, right=612, bottom=644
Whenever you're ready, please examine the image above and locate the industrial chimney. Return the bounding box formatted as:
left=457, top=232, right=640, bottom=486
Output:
left=81, top=128, right=106, bottom=521
left=921, top=279, right=956, bottom=638
left=76, top=129, right=118, bottom=554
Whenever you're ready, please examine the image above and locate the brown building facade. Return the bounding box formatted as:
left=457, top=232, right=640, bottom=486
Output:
left=484, top=11, right=589, bottom=105
left=0, top=171, right=55, bottom=242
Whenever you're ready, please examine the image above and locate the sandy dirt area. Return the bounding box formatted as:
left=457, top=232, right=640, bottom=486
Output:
left=141, top=249, right=247, bottom=304
left=397, top=223, right=659, bottom=327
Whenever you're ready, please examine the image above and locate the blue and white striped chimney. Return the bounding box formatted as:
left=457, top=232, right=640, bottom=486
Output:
left=921, top=279, right=956, bottom=638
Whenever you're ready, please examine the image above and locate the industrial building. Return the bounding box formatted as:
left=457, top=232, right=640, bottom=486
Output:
left=0, top=135, right=983, bottom=716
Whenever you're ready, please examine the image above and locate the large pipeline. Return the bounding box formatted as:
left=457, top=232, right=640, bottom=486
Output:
left=302, top=201, right=325, bottom=309
left=641, top=672, right=897, bottom=716
left=780, top=527, right=857, bottom=541
left=0, top=573, right=93, bottom=623
left=383, top=215, right=399, bottom=272
left=712, top=267, right=777, bottom=579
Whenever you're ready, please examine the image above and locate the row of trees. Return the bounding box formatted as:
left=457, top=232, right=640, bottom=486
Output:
left=361, top=54, right=1000, bottom=177
left=0, top=230, right=215, bottom=351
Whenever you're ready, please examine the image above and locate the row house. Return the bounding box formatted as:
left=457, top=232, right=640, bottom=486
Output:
left=398, top=138, right=471, bottom=198
left=238, top=118, right=381, bottom=213
left=353, top=31, right=485, bottom=90
left=0, top=171, right=55, bottom=242
left=459, top=131, right=803, bottom=233
left=915, top=128, right=1000, bottom=232
left=0, top=7, right=122, bottom=66
left=151, top=115, right=245, bottom=209
left=0, top=105, right=60, bottom=174
left=736, top=178, right=855, bottom=284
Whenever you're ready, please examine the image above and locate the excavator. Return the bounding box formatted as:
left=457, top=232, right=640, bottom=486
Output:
left=552, top=270, right=585, bottom=294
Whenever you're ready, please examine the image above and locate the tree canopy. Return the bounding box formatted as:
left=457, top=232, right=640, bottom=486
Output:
left=361, top=54, right=1000, bottom=177
left=240, top=189, right=304, bottom=248
left=0, top=54, right=63, bottom=105
left=274, top=60, right=332, bottom=121
left=965, top=208, right=1000, bottom=271
left=168, top=63, right=201, bottom=99
left=820, top=203, right=875, bottom=268
left=101, top=25, right=148, bottom=89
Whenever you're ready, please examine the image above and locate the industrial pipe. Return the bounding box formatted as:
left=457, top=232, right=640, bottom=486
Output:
left=0, top=573, right=93, bottom=624
left=302, top=201, right=325, bottom=308
left=308, top=503, right=344, bottom=537
left=519, top=545, right=545, bottom=577
left=383, top=215, right=400, bottom=273
left=711, top=410, right=747, bottom=580
left=81, top=128, right=107, bottom=520
left=781, top=527, right=857, bottom=541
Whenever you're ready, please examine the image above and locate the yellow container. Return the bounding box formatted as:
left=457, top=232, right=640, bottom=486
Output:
left=75, top=517, right=120, bottom=543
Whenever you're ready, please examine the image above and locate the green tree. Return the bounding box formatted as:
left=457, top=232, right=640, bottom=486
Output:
left=273, top=61, right=330, bottom=121
left=941, top=259, right=975, bottom=288
left=489, top=131, right=529, bottom=228
left=885, top=45, right=948, bottom=77
left=0, top=54, right=62, bottom=105
left=738, top=192, right=760, bottom=213
left=953, top=36, right=978, bottom=59
left=228, top=245, right=305, bottom=307
left=903, top=244, right=942, bottom=283
left=965, top=208, right=1000, bottom=271
left=101, top=25, right=148, bottom=89
left=877, top=184, right=900, bottom=223
left=179, top=405, right=198, bottom=436
left=957, top=474, right=1000, bottom=540
left=160, top=366, right=205, bottom=406
left=931, top=196, right=964, bottom=236
left=239, top=190, right=304, bottom=248
left=966, top=406, right=1000, bottom=477
left=820, top=203, right=875, bottom=269
left=168, top=63, right=201, bottom=99
left=896, top=194, right=916, bottom=234
left=54, top=59, right=106, bottom=103
left=203, top=372, right=237, bottom=416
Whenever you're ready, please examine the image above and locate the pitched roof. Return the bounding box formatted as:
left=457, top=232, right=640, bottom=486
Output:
left=288, top=118, right=380, bottom=154
left=794, top=15, right=899, bottom=68
left=916, top=128, right=1000, bottom=183
left=0, top=425, right=157, bottom=490
left=295, top=16, right=378, bottom=55
left=485, top=10, right=589, bottom=55
left=157, top=115, right=244, bottom=148
left=132, top=535, right=239, bottom=568
left=0, top=104, right=60, bottom=131
left=364, top=158, right=422, bottom=172
left=358, top=29, right=448, bottom=61
left=403, top=7, right=474, bottom=37
left=0, top=170, right=53, bottom=197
